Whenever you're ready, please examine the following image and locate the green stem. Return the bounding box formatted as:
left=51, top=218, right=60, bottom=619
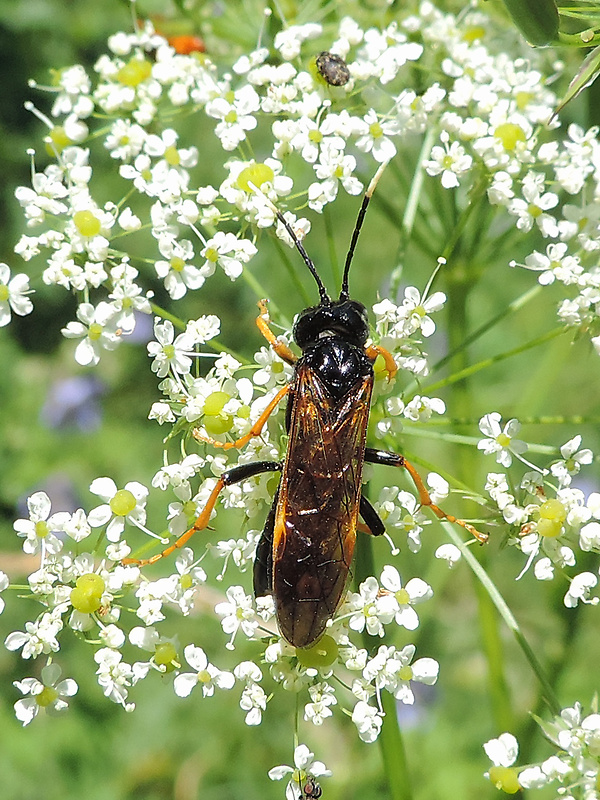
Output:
left=443, top=214, right=513, bottom=735
left=443, top=525, right=562, bottom=716
left=420, top=326, right=566, bottom=397
left=424, top=284, right=543, bottom=384
left=474, top=577, right=515, bottom=732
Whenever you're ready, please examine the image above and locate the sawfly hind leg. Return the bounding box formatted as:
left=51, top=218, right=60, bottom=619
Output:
left=357, top=494, right=386, bottom=536
left=365, top=447, right=488, bottom=544
left=253, top=489, right=279, bottom=598
left=122, top=460, right=282, bottom=567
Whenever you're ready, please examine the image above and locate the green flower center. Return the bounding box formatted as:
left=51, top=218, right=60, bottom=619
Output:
left=236, top=163, right=275, bottom=192
left=73, top=210, right=101, bottom=237
left=155, top=642, right=178, bottom=667
left=494, top=123, right=526, bottom=150
left=488, top=766, right=521, bottom=794
left=117, top=57, right=152, bottom=86
left=369, top=121, right=383, bottom=139
left=37, top=686, right=59, bottom=707
left=164, top=145, right=180, bottom=166
left=88, top=322, right=103, bottom=341
left=109, top=489, right=137, bottom=516
left=296, top=635, right=339, bottom=668
left=395, top=588, right=410, bottom=605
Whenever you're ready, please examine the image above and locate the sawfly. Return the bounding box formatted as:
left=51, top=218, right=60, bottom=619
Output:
left=125, top=164, right=486, bottom=648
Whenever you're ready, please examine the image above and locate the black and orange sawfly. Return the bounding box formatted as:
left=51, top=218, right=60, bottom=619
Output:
left=124, top=164, right=486, bottom=649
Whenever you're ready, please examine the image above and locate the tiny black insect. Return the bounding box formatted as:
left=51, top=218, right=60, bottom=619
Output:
left=301, top=775, right=323, bottom=799
left=315, top=51, right=350, bottom=86
left=124, top=164, right=486, bottom=649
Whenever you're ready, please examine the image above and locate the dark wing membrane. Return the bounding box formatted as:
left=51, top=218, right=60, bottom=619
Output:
left=273, top=362, right=373, bottom=648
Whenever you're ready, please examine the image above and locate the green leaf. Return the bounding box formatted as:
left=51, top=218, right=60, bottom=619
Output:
left=554, top=44, right=600, bottom=118
left=501, top=0, right=559, bottom=46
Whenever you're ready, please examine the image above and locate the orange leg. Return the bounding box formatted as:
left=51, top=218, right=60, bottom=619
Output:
left=122, top=460, right=282, bottom=566
left=193, top=384, right=290, bottom=450
left=366, top=447, right=488, bottom=543
left=366, top=344, right=398, bottom=380
left=122, top=477, right=227, bottom=566
left=256, top=299, right=297, bottom=365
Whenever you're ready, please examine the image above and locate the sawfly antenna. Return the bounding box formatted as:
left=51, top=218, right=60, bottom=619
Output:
left=340, top=161, right=389, bottom=301
left=275, top=210, right=331, bottom=306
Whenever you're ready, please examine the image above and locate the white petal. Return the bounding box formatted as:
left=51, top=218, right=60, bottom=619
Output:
left=173, top=673, right=198, bottom=698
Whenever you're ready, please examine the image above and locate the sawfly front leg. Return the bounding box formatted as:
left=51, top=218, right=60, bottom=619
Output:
left=365, top=343, right=397, bottom=380
left=193, top=384, right=290, bottom=451
left=122, top=460, right=282, bottom=566
left=365, top=447, right=488, bottom=543
left=256, top=299, right=297, bottom=365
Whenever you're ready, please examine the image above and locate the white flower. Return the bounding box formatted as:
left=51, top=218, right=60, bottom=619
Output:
left=352, top=700, right=384, bottom=742
left=508, top=172, right=559, bottom=237
left=94, top=647, right=149, bottom=710
left=13, top=491, right=65, bottom=558
left=580, top=521, right=600, bottom=551
left=234, top=661, right=266, bottom=725
left=435, top=543, right=462, bottom=567
left=377, top=565, right=433, bottom=630
left=87, top=477, right=148, bottom=542
left=0, top=570, right=8, bottom=614
left=550, top=435, right=593, bottom=487
left=564, top=572, right=598, bottom=608
left=147, top=318, right=196, bottom=378
left=154, top=235, right=206, bottom=298
left=392, top=644, right=439, bottom=704
left=304, top=682, right=337, bottom=726
left=173, top=644, right=234, bottom=698
left=399, top=286, right=446, bottom=337
left=206, top=85, right=260, bottom=151
left=519, top=242, right=583, bottom=286
left=403, top=395, right=445, bottom=422
left=200, top=231, right=257, bottom=281
left=344, top=576, right=390, bottom=638
left=309, top=144, right=362, bottom=210
left=61, top=301, right=121, bottom=366
left=268, top=744, right=331, bottom=800
left=477, top=412, right=528, bottom=468
left=5, top=612, right=63, bottom=659
left=215, top=585, right=260, bottom=648
left=425, top=131, right=473, bottom=188
left=484, top=732, right=519, bottom=767
left=355, top=110, right=398, bottom=162
left=0, top=263, right=33, bottom=326
left=13, top=664, right=78, bottom=726
left=273, top=23, right=322, bottom=60
left=186, top=314, right=221, bottom=344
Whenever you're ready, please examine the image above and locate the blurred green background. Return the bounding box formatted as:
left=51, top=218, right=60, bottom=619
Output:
left=1, top=1, right=599, bottom=799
